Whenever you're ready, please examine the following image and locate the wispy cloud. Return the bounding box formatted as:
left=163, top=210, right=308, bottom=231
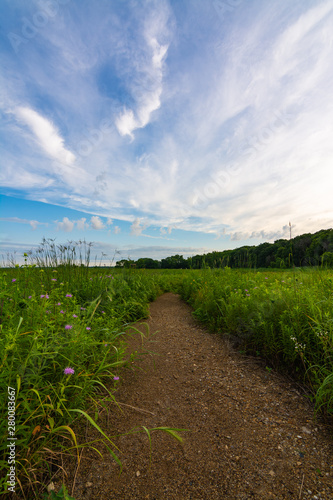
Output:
left=115, top=3, right=171, bottom=138
left=14, top=106, right=75, bottom=166
left=1, top=0, right=332, bottom=250
left=0, top=217, right=48, bottom=230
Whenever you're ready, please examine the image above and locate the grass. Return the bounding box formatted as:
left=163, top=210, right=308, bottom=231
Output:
left=1, top=242, right=332, bottom=497
left=0, top=242, right=184, bottom=498
left=178, top=266, right=333, bottom=417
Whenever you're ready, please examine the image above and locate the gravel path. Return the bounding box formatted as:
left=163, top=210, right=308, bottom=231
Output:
left=64, top=293, right=333, bottom=500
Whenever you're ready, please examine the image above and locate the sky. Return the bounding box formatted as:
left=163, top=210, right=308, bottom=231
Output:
left=1, top=0, right=333, bottom=265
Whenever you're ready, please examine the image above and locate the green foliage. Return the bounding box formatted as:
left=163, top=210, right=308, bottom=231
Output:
left=43, top=484, right=75, bottom=500
left=178, top=267, right=333, bottom=417
left=0, top=243, right=168, bottom=498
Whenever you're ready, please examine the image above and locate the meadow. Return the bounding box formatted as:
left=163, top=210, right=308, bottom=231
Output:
left=1, top=243, right=332, bottom=498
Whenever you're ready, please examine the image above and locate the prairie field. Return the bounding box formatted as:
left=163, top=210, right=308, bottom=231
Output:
left=1, top=257, right=332, bottom=497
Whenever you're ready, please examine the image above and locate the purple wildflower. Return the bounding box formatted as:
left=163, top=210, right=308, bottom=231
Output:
left=60, top=310, right=65, bottom=314
left=80, top=307, right=86, bottom=310
left=40, top=295, right=45, bottom=298
left=65, top=325, right=73, bottom=330
left=72, top=314, right=78, bottom=318
left=66, top=294, right=72, bottom=298
left=12, top=279, right=16, bottom=282
left=86, top=327, right=91, bottom=330
left=101, top=311, right=105, bottom=314
left=113, top=376, right=119, bottom=381
left=57, top=302, right=61, bottom=306
left=28, top=296, right=32, bottom=299
left=51, top=278, right=57, bottom=282
left=64, top=367, right=75, bottom=375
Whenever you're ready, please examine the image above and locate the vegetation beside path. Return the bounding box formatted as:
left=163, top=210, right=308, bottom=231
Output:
left=1, top=240, right=332, bottom=497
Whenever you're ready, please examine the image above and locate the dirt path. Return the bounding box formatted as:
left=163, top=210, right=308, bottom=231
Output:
left=65, top=293, right=333, bottom=500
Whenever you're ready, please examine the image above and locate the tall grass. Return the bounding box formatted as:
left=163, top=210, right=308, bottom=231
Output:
left=179, top=267, right=333, bottom=418
left=0, top=242, right=183, bottom=498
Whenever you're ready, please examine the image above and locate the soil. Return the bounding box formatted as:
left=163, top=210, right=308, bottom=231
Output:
left=56, top=293, right=333, bottom=499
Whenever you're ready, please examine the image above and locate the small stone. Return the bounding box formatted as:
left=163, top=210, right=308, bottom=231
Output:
left=136, top=471, right=140, bottom=477
left=47, top=482, right=55, bottom=493
left=269, top=470, right=275, bottom=477
left=302, top=426, right=312, bottom=434
left=85, top=482, right=93, bottom=487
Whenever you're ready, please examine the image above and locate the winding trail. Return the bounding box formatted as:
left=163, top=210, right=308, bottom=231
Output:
left=65, top=293, right=332, bottom=499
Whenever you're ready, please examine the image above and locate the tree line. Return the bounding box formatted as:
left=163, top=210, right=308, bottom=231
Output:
left=115, top=228, right=333, bottom=269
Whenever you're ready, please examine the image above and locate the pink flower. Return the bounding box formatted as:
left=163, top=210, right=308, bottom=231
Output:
left=113, top=376, right=119, bottom=381
left=12, top=279, right=16, bottom=282
left=65, top=325, right=73, bottom=330
left=66, top=294, right=72, bottom=298
left=57, top=302, right=61, bottom=306
left=64, top=367, right=74, bottom=375
left=86, top=327, right=91, bottom=330
left=51, top=278, right=57, bottom=282
left=72, top=314, right=78, bottom=318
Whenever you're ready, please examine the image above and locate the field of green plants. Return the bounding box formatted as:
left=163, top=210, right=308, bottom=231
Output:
left=1, top=245, right=332, bottom=498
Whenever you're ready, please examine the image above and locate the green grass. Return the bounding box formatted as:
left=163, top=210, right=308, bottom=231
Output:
left=1, top=244, right=333, bottom=497
left=178, top=267, right=333, bottom=416
left=0, top=244, right=183, bottom=498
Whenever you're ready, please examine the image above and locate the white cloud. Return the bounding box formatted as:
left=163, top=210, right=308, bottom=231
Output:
left=130, top=218, right=148, bottom=236
left=114, top=226, right=121, bottom=234
left=76, top=217, right=89, bottom=230
left=106, top=218, right=113, bottom=226
left=115, top=4, right=171, bottom=138
left=90, top=216, right=105, bottom=230
left=0, top=217, right=47, bottom=230
left=14, top=106, right=76, bottom=166
left=56, top=217, right=75, bottom=232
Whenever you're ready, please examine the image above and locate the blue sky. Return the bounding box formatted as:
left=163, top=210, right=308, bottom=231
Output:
left=1, top=0, right=333, bottom=264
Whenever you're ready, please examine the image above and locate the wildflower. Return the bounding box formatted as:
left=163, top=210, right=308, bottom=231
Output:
left=86, top=327, right=91, bottom=330
left=60, top=310, right=65, bottom=314
left=245, top=289, right=248, bottom=292
left=12, top=279, right=16, bottom=282
left=80, top=307, right=86, bottom=310
left=113, top=376, right=119, bottom=381
left=40, top=295, right=45, bottom=298
left=46, top=310, right=51, bottom=314
left=265, top=277, right=268, bottom=279
left=72, top=314, right=78, bottom=318
left=45, top=294, right=49, bottom=299
left=57, top=302, right=61, bottom=306
left=28, top=296, right=32, bottom=299
left=66, top=294, right=72, bottom=298
left=105, top=343, right=108, bottom=347
left=101, top=311, right=105, bottom=314
left=65, top=325, right=73, bottom=330
left=246, top=294, right=250, bottom=297
left=51, top=278, right=57, bottom=282
left=64, top=367, right=75, bottom=375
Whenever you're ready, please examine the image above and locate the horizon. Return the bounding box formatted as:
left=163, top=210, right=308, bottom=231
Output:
left=1, top=1, right=333, bottom=263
